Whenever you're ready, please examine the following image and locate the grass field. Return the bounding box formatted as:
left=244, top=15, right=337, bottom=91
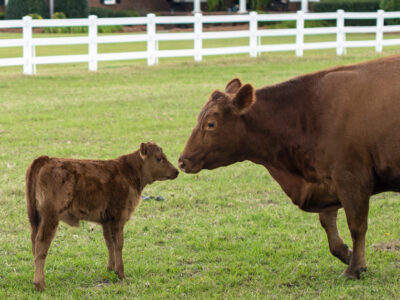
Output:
left=0, top=36, right=400, bottom=299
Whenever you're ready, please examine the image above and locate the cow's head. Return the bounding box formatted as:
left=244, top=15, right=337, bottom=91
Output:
left=179, top=78, right=255, bottom=173
left=140, top=142, right=179, bottom=183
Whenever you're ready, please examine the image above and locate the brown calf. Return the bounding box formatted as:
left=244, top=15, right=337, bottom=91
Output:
left=26, top=142, right=178, bottom=291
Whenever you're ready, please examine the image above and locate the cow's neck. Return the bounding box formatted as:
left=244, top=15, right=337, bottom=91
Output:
left=241, top=80, right=318, bottom=180
left=118, top=152, right=147, bottom=193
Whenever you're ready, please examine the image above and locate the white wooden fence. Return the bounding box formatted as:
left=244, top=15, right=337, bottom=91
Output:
left=1, top=10, right=400, bottom=75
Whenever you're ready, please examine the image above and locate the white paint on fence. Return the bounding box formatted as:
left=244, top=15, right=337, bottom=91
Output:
left=0, top=10, right=400, bottom=75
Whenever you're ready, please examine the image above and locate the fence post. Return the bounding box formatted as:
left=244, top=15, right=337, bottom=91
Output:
left=147, top=13, right=156, bottom=66
left=376, top=9, right=384, bottom=53
left=336, top=9, right=345, bottom=56
left=23, top=16, right=33, bottom=75
left=249, top=11, right=258, bottom=58
left=88, top=15, right=98, bottom=72
left=296, top=11, right=304, bottom=57
left=194, top=13, right=203, bottom=62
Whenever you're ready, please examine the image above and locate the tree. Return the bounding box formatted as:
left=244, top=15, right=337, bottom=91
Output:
left=55, top=0, right=89, bottom=18
left=5, top=0, right=48, bottom=20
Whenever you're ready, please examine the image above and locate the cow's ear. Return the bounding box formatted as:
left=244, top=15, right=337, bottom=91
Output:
left=225, top=78, right=242, bottom=94
left=231, top=83, right=255, bottom=114
left=140, top=143, right=148, bottom=159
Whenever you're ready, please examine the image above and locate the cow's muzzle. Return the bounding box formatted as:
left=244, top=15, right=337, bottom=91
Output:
left=178, top=156, right=202, bottom=173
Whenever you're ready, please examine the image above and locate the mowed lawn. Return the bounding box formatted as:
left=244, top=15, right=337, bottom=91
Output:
left=0, top=38, right=400, bottom=299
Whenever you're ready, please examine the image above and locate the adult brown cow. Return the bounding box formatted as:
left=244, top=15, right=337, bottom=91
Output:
left=179, top=55, right=400, bottom=279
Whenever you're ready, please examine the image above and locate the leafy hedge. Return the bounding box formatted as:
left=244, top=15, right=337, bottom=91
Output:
left=380, top=0, right=400, bottom=24
left=55, top=0, right=88, bottom=18
left=5, top=0, right=47, bottom=19
left=313, top=0, right=380, bottom=26
left=313, top=0, right=380, bottom=12
left=89, top=7, right=140, bottom=18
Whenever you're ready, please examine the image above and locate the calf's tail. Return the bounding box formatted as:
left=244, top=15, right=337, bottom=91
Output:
left=25, top=156, right=49, bottom=232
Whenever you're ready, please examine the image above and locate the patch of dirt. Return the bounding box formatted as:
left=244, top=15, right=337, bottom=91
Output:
left=372, top=240, right=400, bottom=251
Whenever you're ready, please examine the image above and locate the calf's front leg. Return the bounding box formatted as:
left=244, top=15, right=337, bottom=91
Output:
left=102, top=223, right=115, bottom=271
left=111, top=223, right=125, bottom=279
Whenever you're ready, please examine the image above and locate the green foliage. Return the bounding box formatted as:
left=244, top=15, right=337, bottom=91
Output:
left=89, top=7, right=140, bottom=18
left=313, top=0, right=380, bottom=12
left=314, top=0, right=380, bottom=25
left=52, top=11, right=67, bottom=19
left=248, top=0, right=271, bottom=10
left=380, top=0, right=400, bottom=10
left=27, top=13, right=42, bottom=19
left=0, top=12, right=5, bottom=20
left=380, top=0, right=400, bottom=24
left=5, top=0, right=48, bottom=20
left=42, top=25, right=123, bottom=34
left=207, top=0, right=225, bottom=11
left=55, top=0, right=88, bottom=18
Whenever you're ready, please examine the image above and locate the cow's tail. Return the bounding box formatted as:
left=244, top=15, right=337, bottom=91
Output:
left=26, top=156, right=49, bottom=248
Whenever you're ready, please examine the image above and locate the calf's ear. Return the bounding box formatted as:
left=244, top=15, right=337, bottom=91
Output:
left=231, top=83, right=255, bottom=114
left=140, top=143, right=148, bottom=159
left=225, top=78, right=242, bottom=94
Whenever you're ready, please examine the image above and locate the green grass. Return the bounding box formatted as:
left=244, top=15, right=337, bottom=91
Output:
left=0, top=35, right=400, bottom=299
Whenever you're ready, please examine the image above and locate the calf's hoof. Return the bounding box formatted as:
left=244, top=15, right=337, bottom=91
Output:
left=340, top=267, right=367, bottom=280
left=34, top=281, right=45, bottom=292
left=116, top=271, right=125, bottom=279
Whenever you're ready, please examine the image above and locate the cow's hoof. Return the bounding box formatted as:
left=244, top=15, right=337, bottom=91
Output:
left=332, top=244, right=353, bottom=265
left=34, top=281, right=45, bottom=292
left=340, top=267, right=367, bottom=280
left=115, top=271, right=125, bottom=279
left=342, top=246, right=353, bottom=265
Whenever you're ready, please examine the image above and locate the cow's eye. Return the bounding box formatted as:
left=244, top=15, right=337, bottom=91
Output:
left=207, top=122, right=215, bottom=128
left=157, top=158, right=162, bottom=163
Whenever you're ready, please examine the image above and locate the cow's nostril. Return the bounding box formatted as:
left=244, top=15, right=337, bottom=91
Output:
left=178, top=158, right=186, bottom=170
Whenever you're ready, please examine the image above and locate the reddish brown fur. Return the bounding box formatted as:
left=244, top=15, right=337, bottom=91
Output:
left=179, top=55, right=400, bottom=280
left=26, top=142, right=178, bottom=291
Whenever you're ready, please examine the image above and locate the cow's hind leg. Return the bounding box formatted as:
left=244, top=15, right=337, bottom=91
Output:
left=111, top=222, right=125, bottom=279
left=102, top=222, right=115, bottom=272
left=341, top=199, right=369, bottom=279
left=33, top=214, right=59, bottom=291
left=335, top=176, right=370, bottom=279
left=319, top=210, right=352, bottom=264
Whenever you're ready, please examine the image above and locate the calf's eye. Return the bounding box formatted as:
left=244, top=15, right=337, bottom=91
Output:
left=207, top=122, right=215, bottom=128
left=157, top=158, right=162, bottom=162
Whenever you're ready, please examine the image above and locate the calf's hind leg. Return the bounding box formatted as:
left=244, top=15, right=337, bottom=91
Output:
left=319, top=210, right=352, bottom=264
left=102, top=223, right=115, bottom=271
left=33, top=214, right=59, bottom=291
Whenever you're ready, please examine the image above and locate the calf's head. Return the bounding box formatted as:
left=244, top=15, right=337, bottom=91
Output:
left=140, top=142, right=179, bottom=183
left=179, top=78, right=255, bottom=173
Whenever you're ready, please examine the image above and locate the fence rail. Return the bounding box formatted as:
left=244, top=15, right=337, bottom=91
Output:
left=1, top=10, right=400, bottom=75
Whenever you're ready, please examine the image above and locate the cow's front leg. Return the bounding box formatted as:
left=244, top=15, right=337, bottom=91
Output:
left=111, top=223, right=125, bottom=279
left=319, top=210, right=352, bottom=264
